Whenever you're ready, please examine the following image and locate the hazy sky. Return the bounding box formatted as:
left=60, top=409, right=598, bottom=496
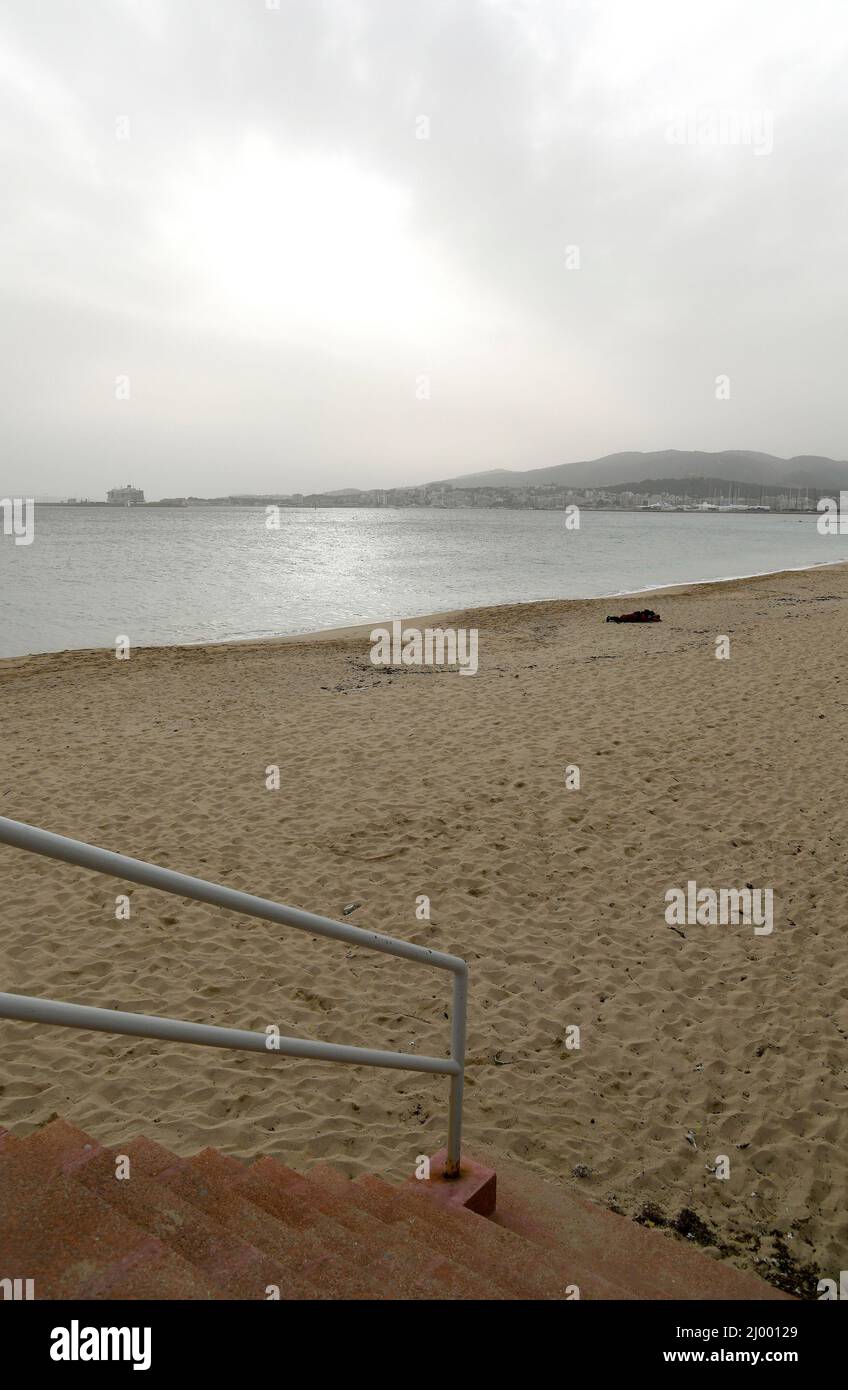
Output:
left=3, top=0, right=847, bottom=498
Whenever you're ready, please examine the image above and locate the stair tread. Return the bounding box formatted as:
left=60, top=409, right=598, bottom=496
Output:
left=192, top=1147, right=245, bottom=1178
left=0, top=1118, right=105, bottom=1193
left=231, top=1158, right=424, bottom=1298
left=359, top=1174, right=592, bottom=1299
left=298, top=1168, right=502, bottom=1299
left=282, top=1168, right=458, bottom=1299
left=306, top=1169, right=507, bottom=1299
left=74, top=1146, right=289, bottom=1299
left=161, top=1150, right=345, bottom=1299
left=0, top=1170, right=222, bottom=1300
left=236, top=1159, right=463, bottom=1298
left=119, top=1135, right=186, bottom=1179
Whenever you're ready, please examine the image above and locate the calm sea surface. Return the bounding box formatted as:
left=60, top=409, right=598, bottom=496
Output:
left=2, top=505, right=845, bottom=658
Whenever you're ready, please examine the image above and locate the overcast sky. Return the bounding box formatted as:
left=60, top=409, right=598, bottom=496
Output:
left=2, top=0, right=847, bottom=498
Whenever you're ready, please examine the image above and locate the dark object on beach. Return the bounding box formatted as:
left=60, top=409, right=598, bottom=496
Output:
left=606, top=608, right=661, bottom=624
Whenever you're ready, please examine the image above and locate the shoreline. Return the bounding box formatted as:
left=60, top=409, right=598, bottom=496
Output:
left=3, top=556, right=847, bottom=667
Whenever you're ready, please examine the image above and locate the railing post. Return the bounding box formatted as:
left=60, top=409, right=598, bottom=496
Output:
left=445, top=965, right=468, bottom=1178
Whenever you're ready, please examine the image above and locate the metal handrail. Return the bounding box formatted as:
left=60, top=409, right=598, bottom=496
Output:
left=0, top=815, right=468, bottom=1175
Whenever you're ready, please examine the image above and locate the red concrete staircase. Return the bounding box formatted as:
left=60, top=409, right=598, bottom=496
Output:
left=0, top=1120, right=790, bottom=1300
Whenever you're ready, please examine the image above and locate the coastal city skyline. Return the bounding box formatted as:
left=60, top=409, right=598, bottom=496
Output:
left=30, top=479, right=827, bottom=513
left=31, top=445, right=848, bottom=512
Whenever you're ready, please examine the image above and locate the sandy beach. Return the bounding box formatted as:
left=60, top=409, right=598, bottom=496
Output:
left=1, top=563, right=846, bottom=1295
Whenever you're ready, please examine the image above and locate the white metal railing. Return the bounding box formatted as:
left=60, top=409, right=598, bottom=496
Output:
left=0, top=815, right=467, bottom=1176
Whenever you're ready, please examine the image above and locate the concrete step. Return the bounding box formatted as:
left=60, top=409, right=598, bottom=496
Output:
left=237, top=1156, right=446, bottom=1300
left=110, top=1134, right=186, bottom=1180
left=300, top=1165, right=499, bottom=1300
left=232, top=1155, right=403, bottom=1298
left=0, top=1168, right=222, bottom=1299
left=74, top=1140, right=289, bottom=1299
left=359, top=1173, right=614, bottom=1299
left=295, top=1167, right=470, bottom=1300
left=159, top=1149, right=337, bottom=1299
left=190, top=1147, right=245, bottom=1181
left=241, top=1160, right=452, bottom=1299
left=0, top=1118, right=105, bottom=1196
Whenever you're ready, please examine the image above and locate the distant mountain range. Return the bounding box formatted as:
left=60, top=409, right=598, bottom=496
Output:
left=428, top=450, right=848, bottom=491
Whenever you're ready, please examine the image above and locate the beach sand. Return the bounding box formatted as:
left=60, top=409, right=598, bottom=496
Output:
left=1, top=563, right=846, bottom=1293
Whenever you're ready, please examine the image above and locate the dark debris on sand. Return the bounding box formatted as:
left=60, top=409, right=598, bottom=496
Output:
left=633, top=1202, right=825, bottom=1299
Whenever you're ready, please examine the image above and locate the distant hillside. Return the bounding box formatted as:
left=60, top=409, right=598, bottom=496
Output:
left=604, top=476, right=824, bottom=499
left=429, top=450, right=848, bottom=491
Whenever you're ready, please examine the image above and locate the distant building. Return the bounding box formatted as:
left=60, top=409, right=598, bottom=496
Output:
left=107, top=484, right=145, bottom=505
